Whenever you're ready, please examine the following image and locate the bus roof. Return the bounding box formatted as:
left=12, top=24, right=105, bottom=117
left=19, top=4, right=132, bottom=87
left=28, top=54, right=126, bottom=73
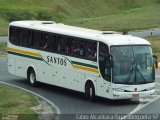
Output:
left=10, top=21, right=150, bottom=46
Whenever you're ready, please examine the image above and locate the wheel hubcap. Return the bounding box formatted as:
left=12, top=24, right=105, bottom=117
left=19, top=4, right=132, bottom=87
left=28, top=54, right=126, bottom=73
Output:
left=30, top=73, right=35, bottom=84
left=89, top=87, right=93, bottom=99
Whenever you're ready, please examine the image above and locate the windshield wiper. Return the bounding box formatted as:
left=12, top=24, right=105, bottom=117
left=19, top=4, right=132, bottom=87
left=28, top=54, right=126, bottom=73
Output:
left=125, top=62, right=135, bottom=83
left=135, top=63, right=147, bottom=83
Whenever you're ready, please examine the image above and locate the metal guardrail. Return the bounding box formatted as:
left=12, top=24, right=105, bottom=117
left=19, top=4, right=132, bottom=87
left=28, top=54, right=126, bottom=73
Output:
left=129, top=28, right=160, bottom=37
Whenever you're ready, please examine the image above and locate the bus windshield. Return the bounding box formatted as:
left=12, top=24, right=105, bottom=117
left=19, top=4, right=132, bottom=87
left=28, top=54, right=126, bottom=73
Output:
left=111, top=45, right=154, bottom=84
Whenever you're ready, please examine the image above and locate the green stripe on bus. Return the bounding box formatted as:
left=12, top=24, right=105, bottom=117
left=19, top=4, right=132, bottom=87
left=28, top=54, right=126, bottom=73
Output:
left=8, top=51, right=42, bottom=61
left=8, top=51, right=98, bottom=70
left=71, top=61, right=98, bottom=69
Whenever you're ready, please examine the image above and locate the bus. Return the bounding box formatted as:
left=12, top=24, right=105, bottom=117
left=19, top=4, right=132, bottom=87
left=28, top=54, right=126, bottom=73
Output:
left=7, top=21, right=155, bottom=101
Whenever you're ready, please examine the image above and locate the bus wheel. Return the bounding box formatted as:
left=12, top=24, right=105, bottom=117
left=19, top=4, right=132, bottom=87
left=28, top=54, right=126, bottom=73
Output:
left=28, top=69, right=37, bottom=87
left=85, top=82, right=96, bottom=102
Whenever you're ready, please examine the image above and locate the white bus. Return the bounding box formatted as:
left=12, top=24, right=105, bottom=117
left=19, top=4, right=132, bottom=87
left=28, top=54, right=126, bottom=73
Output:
left=7, top=21, right=155, bottom=101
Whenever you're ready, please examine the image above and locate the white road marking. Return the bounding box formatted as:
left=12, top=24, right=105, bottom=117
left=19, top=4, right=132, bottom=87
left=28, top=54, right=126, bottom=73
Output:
left=0, top=81, right=61, bottom=116
left=121, top=81, right=160, bottom=119
left=121, top=95, right=160, bottom=120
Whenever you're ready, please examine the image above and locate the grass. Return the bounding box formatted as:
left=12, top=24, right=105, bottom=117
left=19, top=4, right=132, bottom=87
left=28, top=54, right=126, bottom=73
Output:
left=0, top=84, right=39, bottom=120
left=0, top=42, right=7, bottom=57
left=0, top=0, right=154, bottom=18
left=0, top=42, right=7, bottom=50
left=144, top=35, right=160, bottom=61
left=0, top=0, right=160, bottom=35
left=0, top=42, right=7, bottom=56
left=66, top=5, right=160, bottom=32
left=0, top=18, right=8, bottom=36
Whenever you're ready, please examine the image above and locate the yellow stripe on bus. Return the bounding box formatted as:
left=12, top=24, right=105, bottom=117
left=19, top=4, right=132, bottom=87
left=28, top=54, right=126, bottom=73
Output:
left=73, top=65, right=99, bottom=74
left=8, top=48, right=41, bottom=57
left=8, top=47, right=99, bottom=74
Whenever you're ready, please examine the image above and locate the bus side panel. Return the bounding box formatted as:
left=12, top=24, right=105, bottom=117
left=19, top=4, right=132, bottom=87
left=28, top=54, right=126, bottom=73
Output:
left=96, top=77, right=112, bottom=99
left=78, top=73, right=85, bottom=92
left=15, top=58, right=30, bottom=79
left=36, top=62, right=58, bottom=85
left=37, top=51, right=59, bottom=85
left=8, top=56, right=16, bottom=75
left=56, top=67, right=81, bottom=91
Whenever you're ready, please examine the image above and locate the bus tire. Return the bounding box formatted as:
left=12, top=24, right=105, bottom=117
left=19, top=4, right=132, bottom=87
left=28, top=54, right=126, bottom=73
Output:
left=28, top=68, right=37, bottom=87
left=85, top=82, right=96, bottom=102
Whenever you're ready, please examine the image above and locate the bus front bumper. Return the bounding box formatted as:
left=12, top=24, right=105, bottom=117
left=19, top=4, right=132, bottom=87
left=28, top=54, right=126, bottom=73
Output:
left=112, top=89, right=155, bottom=100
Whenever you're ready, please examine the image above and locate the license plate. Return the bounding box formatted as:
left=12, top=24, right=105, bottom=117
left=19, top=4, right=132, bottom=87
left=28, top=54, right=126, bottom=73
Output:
left=132, top=94, right=139, bottom=98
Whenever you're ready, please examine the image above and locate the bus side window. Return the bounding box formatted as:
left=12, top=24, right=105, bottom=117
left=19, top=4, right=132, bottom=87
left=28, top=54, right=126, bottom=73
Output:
left=9, top=26, right=21, bottom=45
left=80, top=40, right=85, bottom=57
left=36, top=32, right=42, bottom=49
left=16, top=28, right=21, bottom=45
left=9, top=26, right=16, bottom=44
left=30, top=31, right=41, bottom=49
left=29, top=31, right=34, bottom=47
left=66, top=37, right=71, bottom=55
left=67, top=38, right=73, bottom=55
left=9, top=26, right=14, bottom=43
left=71, top=38, right=81, bottom=56
left=29, top=31, right=34, bottom=48
left=20, top=29, right=30, bottom=47
left=41, top=33, right=48, bottom=50
left=43, top=33, right=56, bottom=51
left=52, top=34, right=57, bottom=51
left=58, top=35, right=68, bottom=54
left=84, top=41, right=97, bottom=61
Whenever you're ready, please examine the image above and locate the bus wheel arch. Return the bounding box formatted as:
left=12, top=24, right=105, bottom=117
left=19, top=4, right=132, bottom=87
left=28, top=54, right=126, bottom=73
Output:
left=27, top=67, right=37, bottom=87
left=85, top=80, right=96, bottom=102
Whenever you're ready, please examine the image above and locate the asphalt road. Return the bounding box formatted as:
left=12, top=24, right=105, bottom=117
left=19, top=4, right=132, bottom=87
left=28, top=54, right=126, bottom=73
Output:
left=129, top=28, right=160, bottom=37
left=1, top=57, right=160, bottom=120
left=0, top=37, right=8, bottom=43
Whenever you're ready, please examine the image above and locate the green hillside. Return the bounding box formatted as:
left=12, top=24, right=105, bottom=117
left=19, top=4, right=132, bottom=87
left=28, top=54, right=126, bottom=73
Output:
left=0, top=0, right=160, bottom=35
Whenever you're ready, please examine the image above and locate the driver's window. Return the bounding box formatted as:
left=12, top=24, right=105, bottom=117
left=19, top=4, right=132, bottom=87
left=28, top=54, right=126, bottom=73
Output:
left=99, top=42, right=111, bottom=81
left=146, top=54, right=153, bottom=72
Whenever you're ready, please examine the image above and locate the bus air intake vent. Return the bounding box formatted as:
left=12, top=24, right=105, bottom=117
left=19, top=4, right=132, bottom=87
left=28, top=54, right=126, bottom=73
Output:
left=42, top=21, right=55, bottom=24
left=102, top=31, right=119, bottom=35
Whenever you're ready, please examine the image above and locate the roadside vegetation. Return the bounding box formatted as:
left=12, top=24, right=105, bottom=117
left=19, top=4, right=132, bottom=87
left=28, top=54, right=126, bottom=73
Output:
left=0, top=42, right=6, bottom=50
left=0, top=84, right=39, bottom=120
left=69, top=5, right=160, bottom=32
left=0, top=42, right=7, bottom=57
left=0, top=0, right=160, bottom=35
